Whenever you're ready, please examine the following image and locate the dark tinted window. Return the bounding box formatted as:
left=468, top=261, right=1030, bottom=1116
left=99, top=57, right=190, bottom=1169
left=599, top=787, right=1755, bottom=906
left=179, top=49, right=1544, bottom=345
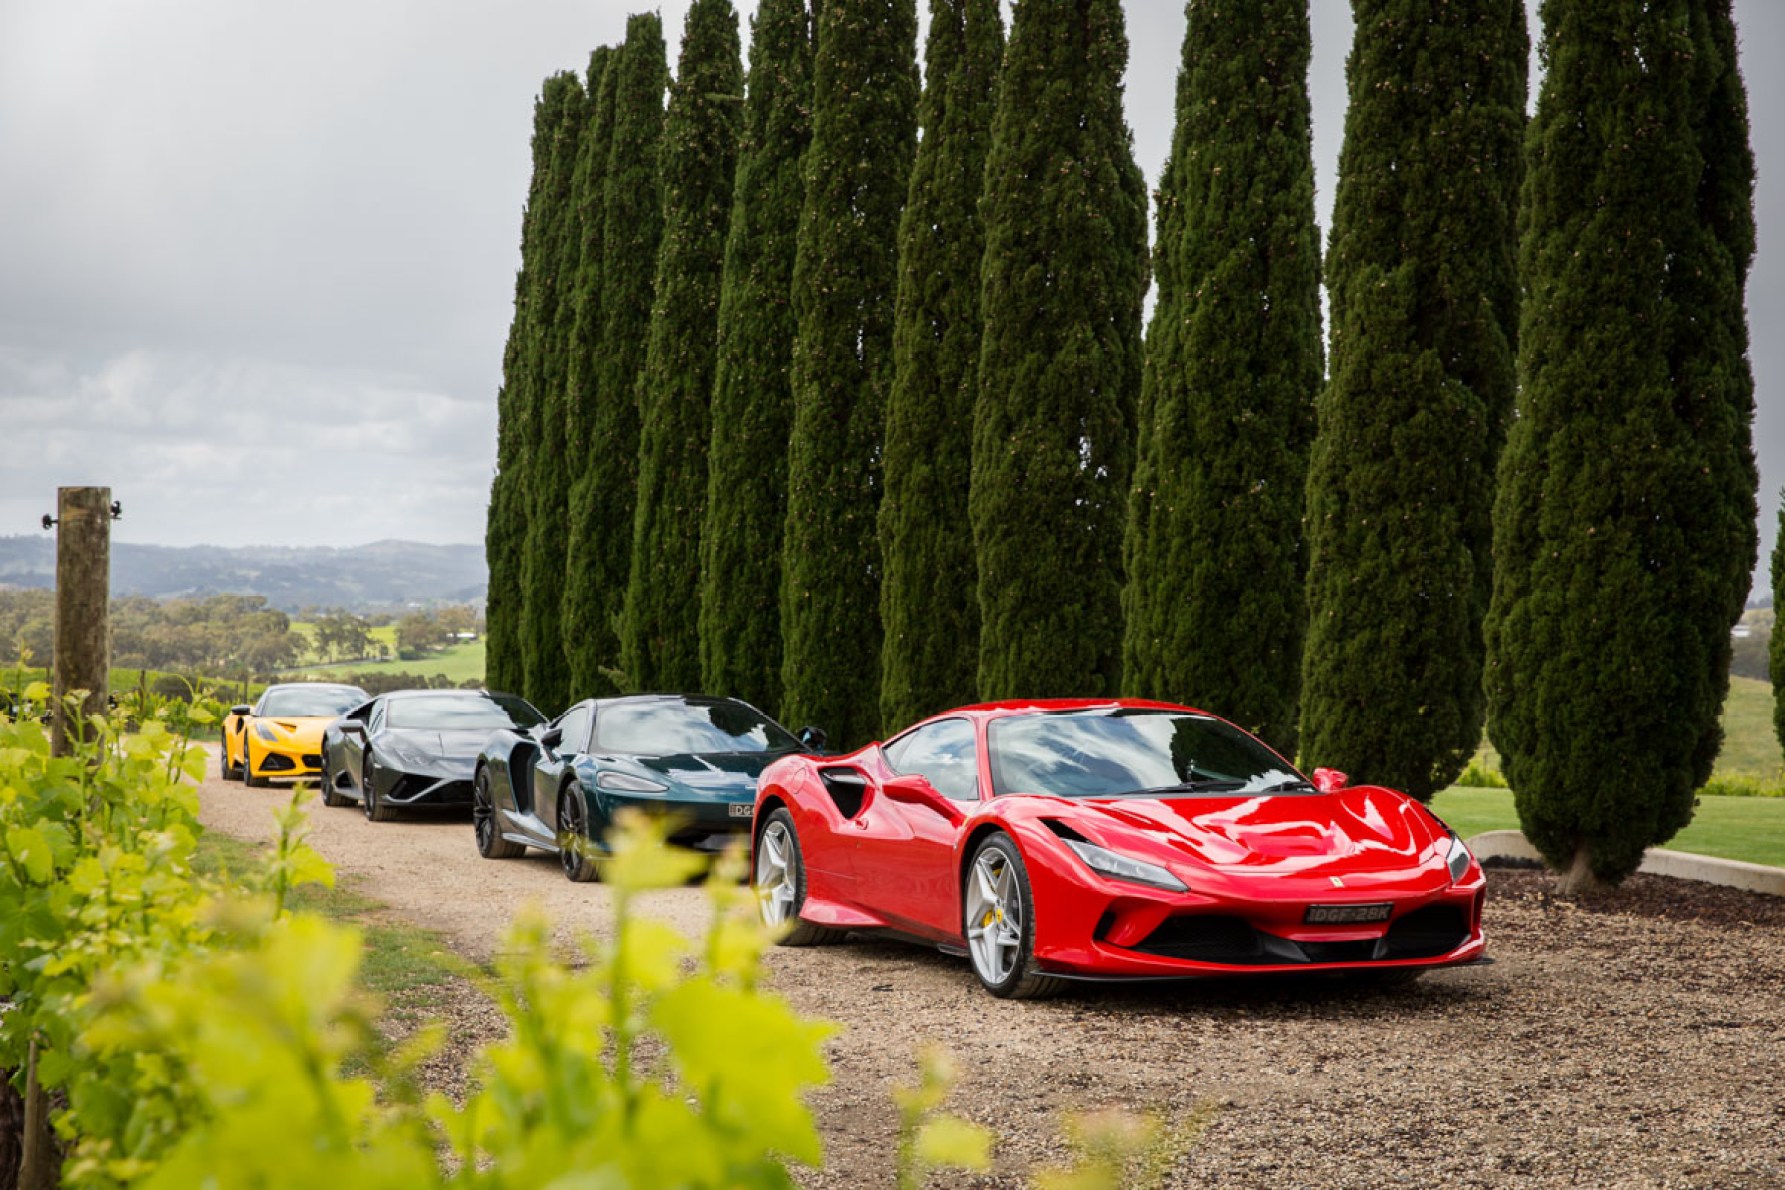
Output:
left=385, top=693, right=544, bottom=731
left=989, top=709, right=1301, bottom=798
left=594, top=698, right=799, bottom=755
left=883, top=718, right=980, bottom=801
left=259, top=686, right=368, bottom=718
left=556, top=704, right=593, bottom=753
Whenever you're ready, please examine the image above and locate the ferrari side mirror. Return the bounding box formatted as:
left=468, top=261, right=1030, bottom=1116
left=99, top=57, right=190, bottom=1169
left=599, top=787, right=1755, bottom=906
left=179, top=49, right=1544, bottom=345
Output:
left=881, top=773, right=965, bottom=824
left=798, top=725, right=828, bottom=752
left=1311, top=767, right=1348, bottom=793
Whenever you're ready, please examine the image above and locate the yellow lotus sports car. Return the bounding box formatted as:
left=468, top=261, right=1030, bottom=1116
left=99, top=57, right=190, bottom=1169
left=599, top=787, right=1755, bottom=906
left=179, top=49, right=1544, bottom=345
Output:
left=223, top=682, right=369, bottom=787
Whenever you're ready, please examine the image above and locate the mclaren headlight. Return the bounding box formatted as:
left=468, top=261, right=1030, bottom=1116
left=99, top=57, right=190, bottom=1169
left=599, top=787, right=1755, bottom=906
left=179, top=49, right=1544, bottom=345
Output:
left=1063, top=839, right=1188, bottom=892
left=596, top=770, right=669, bottom=794
left=1446, top=832, right=1473, bottom=883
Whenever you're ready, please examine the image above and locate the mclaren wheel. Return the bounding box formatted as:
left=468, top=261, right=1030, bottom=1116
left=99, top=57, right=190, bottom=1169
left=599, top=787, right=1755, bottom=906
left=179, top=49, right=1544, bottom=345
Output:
left=242, top=736, right=267, bottom=788
left=964, top=833, right=1065, bottom=1000
left=220, top=729, right=242, bottom=782
left=754, top=809, right=847, bottom=946
left=361, top=756, right=397, bottom=822
left=557, top=785, right=602, bottom=883
left=474, top=767, right=525, bottom=859
left=318, top=751, right=347, bottom=807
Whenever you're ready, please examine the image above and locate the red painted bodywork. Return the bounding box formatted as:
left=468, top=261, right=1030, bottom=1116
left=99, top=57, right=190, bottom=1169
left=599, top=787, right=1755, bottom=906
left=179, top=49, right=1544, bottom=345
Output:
left=753, top=699, right=1486, bottom=980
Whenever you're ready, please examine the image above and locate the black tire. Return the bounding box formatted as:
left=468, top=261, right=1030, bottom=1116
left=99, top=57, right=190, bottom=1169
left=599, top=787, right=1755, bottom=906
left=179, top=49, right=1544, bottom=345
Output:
left=754, top=808, right=849, bottom=946
left=242, top=735, right=267, bottom=788
left=319, top=751, right=347, bottom=807
left=221, top=729, right=241, bottom=782
left=557, top=784, right=602, bottom=883
left=474, top=767, right=525, bottom=859
left=963, top=833, right=1066, bottom=1000
left=361, top=756, right=397, bottom=822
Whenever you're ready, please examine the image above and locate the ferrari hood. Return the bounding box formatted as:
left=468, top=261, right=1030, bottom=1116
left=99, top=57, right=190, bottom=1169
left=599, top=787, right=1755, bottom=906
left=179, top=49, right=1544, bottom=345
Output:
left=1061, top=786, right=1448, bottom=877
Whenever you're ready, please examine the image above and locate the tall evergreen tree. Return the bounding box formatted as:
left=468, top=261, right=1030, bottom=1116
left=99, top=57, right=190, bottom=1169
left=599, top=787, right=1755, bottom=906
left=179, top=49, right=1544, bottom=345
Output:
left=621, top=0, right=744, bottom=693
left=972, top=0, right=1148, bottom=701
left=1121, top=0, right=1324, bottom=754
left=563, top=48, right=619, bottom=534
left=700, top=0, right=814, bottom=715
left=563, top=15, right=667, bottom=698
left=1297, top=0, right=1526, bottom=794
left=487, top=76, right=579, bottom=697
left=1485, top=0, right=1756, bottom=889
left=780, top=0, right=919, bottom=745
left=877, top=0, right=1003, bottom=732
left=518, top=72, right=587, bottom=715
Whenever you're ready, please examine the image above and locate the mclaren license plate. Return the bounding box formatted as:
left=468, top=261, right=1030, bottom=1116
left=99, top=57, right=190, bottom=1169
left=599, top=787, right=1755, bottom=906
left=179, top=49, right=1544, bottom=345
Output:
left=728, top=803, right=754, bottom=818
left=1305, top=903, right=1394, bottom=924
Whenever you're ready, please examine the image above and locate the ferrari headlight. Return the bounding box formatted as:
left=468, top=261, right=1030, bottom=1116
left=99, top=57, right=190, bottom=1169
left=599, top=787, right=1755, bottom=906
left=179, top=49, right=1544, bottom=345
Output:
left=596, top=771, right=669, bottom=794
left=1064, top=839, right=1187, bottom=892
left=253, top=722, right=279, bottom=742
left=1446, top=832, right=1473, bottom=883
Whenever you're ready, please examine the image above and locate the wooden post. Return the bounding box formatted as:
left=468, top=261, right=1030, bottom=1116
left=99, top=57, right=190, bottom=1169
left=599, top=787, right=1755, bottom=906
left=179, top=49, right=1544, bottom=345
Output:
left=49, top=486, right=111, bottom=759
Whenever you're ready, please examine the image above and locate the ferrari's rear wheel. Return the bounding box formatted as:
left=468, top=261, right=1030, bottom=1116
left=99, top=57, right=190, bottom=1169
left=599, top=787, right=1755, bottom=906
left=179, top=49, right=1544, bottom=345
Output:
left=319, top=753, right=347, bottom=807
left=220, top=729, right=241, bottom=782
left=474, top=768, right=525, bottom=859
left=964, top=834, right=1065, bottom=1000
left=362, top=757, right=397, bottom=822
left=755, top=809, right=847, bottom=946
left=242, top=737, right=267, bottom=788
left=557, top=786, right=601, bottom=883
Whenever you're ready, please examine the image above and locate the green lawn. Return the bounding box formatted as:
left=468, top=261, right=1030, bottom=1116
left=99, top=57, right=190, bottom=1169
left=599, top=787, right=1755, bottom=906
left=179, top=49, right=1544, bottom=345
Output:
left=1431, top=786, right=1785, bottom=869
left=1713, top=675, right=1780, bottom=776
left=299, top=638, right=486, bottom=684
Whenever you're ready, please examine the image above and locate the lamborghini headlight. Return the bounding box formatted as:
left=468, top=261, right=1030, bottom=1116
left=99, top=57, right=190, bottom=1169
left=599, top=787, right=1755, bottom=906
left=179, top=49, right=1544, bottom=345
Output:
left=254, top=722, right=279, bottom=742
left=596, top=771, right=669, bottom=794
left=1446, top=832, right=1473, bottom=883
left=1064, top=839, right=1188, bottom=892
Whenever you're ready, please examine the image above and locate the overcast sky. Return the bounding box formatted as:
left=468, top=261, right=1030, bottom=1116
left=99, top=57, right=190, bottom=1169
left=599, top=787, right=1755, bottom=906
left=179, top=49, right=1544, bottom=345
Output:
left=2, top=1, right=1781, bottom=589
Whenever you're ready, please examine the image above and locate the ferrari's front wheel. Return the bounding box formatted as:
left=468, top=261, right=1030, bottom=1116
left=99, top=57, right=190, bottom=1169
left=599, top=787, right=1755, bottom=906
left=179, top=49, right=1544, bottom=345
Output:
left=362, top=757, right=397, bottom=822
left=474, top=768, right=525, bottom=859
left=755, top=809, right=847, bottom=946
left=220, top=729, right=241, bottom=781
left=964, top=834, right=1065, bottom=1000
left=557, top=785, right=602, bottom=883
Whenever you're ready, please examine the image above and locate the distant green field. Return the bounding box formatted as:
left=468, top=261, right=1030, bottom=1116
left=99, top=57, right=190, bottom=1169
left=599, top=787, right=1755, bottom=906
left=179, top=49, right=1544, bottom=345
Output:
left=298, top=639, right=486, bottom=684
left=288, top=621, right=399, bottom=665
left=1431, top=786, right=1785, bottom=869
left=1714, top=675, right=1779, bottom=776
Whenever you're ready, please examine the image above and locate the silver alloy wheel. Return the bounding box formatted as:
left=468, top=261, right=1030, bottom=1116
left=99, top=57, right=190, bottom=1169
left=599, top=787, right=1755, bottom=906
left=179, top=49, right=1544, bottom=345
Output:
left=965, top=847, right=1023, bottom=986
left=755, top=820, right=798, bottom=927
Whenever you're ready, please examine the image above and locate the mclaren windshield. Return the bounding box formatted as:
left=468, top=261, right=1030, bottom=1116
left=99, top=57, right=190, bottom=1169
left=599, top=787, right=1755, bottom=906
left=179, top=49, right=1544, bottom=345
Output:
left=594, top=697, right=801, bottom=756
left=988, top=708, right=1306, bottom=798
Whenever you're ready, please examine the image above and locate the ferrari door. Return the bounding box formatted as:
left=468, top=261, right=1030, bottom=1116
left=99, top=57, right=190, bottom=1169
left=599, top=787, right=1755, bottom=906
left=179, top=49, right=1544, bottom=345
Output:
left=852, top=717, right=980, bottom=938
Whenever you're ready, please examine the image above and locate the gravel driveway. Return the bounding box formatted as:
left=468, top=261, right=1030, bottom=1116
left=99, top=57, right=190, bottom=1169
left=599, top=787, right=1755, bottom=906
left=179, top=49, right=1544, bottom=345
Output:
left=195, top=751, right=1785, bottom=1188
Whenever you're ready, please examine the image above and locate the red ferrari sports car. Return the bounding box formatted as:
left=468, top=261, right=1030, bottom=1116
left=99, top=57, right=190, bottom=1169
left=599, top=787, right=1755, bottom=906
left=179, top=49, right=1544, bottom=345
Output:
left=752, top=699, right=1486, bottom=998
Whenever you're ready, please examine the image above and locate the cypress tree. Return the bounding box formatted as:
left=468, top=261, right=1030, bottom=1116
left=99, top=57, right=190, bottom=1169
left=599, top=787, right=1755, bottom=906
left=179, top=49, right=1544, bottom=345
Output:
left=487, top=77, right=577, bottom=696
left=1485, top=0, right=1756, bottom=889
left=1298, top=0, right=1526, bottom=794
left=972, top=0, right=1148, bottom=701
left=1121, top=0, right=1324, bottom=754
left=621, top=0, right=744, bottom=693
left=518, top=71, right=587, bottom=715
left=780, top=0, right=919, bottom=745
left=563, top=48, right=618, bottom=540
left=563, top=16, right=667, bottom=698
left=877, top=0, right=1003, bottom=732
left=699, top=0, right=814, bottom=716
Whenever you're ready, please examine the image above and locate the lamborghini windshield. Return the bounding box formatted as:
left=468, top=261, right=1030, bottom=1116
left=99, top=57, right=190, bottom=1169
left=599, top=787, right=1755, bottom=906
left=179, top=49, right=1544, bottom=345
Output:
left=594, top=697, right=800, bottom=755
left=385, top=693, right=543, bottom=731
left=258, top=686, right=367, bottom=718
left=988, top=708, right=1305, bottom=798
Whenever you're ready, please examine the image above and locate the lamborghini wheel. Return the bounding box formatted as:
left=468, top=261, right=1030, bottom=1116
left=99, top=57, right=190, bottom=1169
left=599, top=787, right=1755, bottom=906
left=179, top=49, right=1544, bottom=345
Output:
left=474, top=767, right=525, bottom=859
left=754, top=809, right=846, bottom=946
left=964, top=833, right=1065, bottom=1000
left=557, top=785, right=601, bottom=883
left=319, top=752, right=346, bottom=807
left=362, top=757, right=397, bottom=822
left=242, top=737, right=267, bottom=788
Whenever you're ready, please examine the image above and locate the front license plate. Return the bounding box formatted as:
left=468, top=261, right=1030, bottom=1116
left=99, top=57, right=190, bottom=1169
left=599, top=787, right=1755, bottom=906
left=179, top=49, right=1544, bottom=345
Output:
left=728, top=803, right=754, bottom=818
left=1305, top=903, right=1394, bottom=924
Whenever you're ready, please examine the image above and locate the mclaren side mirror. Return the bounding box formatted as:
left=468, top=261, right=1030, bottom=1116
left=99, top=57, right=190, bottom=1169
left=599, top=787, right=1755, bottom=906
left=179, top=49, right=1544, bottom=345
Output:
left=881, top=774, right=965, bottom=824
left=540, top=726, right=564, bottom=751
left=798, top=725, right=828, bottom=752
left=1311, top=767, right=1348, bottom=793
left=230, top=705, right=252, bottom=718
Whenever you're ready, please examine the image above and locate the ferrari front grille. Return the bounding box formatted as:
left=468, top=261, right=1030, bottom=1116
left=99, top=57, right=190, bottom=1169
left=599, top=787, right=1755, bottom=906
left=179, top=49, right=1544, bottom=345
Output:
left=1130, top=904, right=1469, bottom=967
left=1379, top=904, right=1469, bottom=959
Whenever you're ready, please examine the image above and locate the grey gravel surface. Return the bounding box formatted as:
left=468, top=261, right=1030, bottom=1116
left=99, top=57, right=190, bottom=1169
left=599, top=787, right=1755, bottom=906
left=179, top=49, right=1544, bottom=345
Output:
left=196, top=754, right=1785, bottom=1188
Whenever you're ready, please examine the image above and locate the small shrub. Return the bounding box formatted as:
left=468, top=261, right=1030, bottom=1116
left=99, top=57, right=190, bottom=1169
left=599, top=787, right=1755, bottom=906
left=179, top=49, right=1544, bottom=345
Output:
left=1454, top=759, right=1508, bottom=789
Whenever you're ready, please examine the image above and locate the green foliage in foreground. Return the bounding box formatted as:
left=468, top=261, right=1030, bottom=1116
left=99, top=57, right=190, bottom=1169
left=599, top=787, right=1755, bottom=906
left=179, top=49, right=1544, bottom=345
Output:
left=1430, top=786, right=1785, bottom=870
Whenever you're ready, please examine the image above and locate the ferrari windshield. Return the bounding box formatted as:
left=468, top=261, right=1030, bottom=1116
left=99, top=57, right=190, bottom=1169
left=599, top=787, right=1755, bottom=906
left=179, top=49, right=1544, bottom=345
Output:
left=385, top=693, right=544, bottom=731
left=258, top=686, right=367, bottom=718
left=594, top=697, right=800, bottom=755
left=988, top=708, right=1304, bottom=798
